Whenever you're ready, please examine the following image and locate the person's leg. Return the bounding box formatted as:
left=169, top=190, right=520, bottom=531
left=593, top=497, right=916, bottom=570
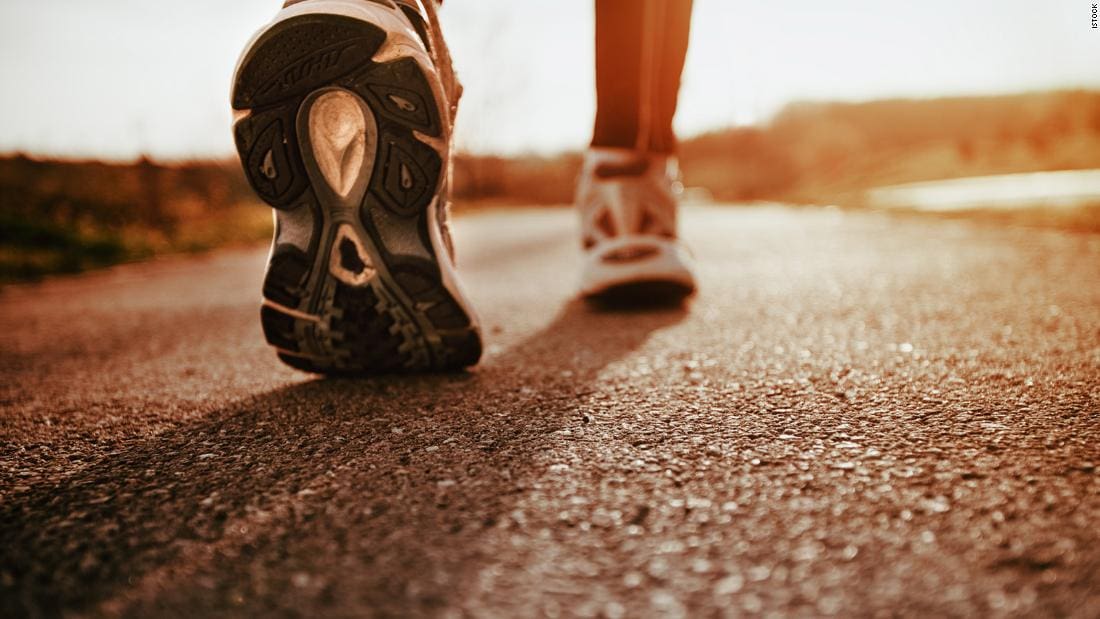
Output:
left=591, top=0, right=693, bottom=154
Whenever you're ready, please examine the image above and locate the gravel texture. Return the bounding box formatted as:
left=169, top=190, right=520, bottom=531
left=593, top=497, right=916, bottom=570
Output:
left=1, top=205, right=1098, bottom=617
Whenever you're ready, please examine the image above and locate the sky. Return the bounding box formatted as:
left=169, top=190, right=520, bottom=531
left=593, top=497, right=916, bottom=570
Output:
left=0, top=0, right=1097, bottom=160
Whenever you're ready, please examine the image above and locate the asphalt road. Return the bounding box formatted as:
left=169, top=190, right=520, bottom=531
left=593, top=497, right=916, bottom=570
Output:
left=1, top=205, right=1098, bottom=618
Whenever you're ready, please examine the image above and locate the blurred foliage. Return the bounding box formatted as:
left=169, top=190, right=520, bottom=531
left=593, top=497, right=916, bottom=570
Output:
left=703, top=89, right=1100, bottom=204
left=0, top=156, right=270, bottom=282
left=2, top=89, right=1099, bottom=282
left=452, top=153, right=583, bottom=206
left=451, top=90, right=1100, bottom=206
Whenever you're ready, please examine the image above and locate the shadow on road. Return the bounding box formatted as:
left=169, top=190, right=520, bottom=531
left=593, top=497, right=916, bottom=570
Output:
left=0, top=298, right=688, bottom=615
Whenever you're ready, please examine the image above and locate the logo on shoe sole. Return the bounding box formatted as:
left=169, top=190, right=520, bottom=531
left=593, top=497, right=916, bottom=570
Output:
left=256, top=41, right=360, bottom=102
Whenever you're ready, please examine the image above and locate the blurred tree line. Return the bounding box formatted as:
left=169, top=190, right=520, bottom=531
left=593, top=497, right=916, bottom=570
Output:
left=3, top=89, right=1099, bottom=280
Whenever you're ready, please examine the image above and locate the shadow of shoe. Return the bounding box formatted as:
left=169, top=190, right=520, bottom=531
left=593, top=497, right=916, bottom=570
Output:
left=0, top=297, right=688, bottom=616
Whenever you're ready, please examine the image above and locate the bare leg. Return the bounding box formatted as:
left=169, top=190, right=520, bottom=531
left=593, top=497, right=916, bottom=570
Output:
left=591, top=0, right=693, bottom=154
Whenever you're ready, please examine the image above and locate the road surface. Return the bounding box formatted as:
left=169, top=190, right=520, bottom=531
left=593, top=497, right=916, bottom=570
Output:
left=1, top=205, right=1098, bottom=617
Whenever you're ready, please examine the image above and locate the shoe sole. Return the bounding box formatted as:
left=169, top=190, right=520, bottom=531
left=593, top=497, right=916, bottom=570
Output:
left=231, top=11, right=481, bottom=374
left=579, top=237, right=696, bottom=304
left=585, top=280, right=695, bottom=308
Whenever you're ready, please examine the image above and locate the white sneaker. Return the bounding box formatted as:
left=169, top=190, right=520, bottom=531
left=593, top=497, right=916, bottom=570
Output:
left=231, top=0, right=481, bottom=374
left=576, top=147, right=697, bottom=301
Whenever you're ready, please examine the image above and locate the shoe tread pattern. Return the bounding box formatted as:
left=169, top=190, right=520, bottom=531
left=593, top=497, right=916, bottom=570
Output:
left=235, top=13, right=480, bottom=374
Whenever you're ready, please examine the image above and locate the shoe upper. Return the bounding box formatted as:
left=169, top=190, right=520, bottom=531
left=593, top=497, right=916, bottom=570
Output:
left=577, top=147, right=683, bottom=252
left=575, top=147, right=697, bottom=296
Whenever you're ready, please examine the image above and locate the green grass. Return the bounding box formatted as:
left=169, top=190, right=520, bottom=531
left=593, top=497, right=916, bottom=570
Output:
left=0, top=202, right=272, bottom=284
left=0, top=154, right=273, bottom=284
left=0, top=212, right=130, bottom=282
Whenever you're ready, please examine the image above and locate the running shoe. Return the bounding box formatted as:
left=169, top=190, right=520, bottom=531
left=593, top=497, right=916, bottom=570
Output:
left=231, top=0, right=481, bottom=374
left=576, top=147, right=697, bottom=302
